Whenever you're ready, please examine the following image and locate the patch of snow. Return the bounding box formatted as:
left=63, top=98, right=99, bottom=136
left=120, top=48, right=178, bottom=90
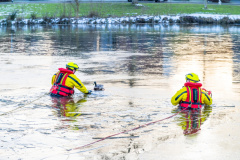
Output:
left=23, top=19, right=28, bottom=24
left=188, top=13, right=240, bottom=20
left=135, top=4, right=144, bottom=7
left=96, top=18, right=102, bottom=24
left=0, top=14, right=240, bottom=25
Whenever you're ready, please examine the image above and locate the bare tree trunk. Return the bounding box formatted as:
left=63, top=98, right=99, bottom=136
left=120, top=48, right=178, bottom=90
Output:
left=132, top=0, right=138, bottom=4
left=71, top=0, right=80, bottom=18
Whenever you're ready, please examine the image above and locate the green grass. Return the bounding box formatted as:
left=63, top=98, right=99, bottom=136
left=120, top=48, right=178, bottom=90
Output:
left=0, top=3, right=240, bottom=19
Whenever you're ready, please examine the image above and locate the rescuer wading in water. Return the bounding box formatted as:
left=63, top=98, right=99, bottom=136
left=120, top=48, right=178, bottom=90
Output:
left=50, top=62, right=91, bottom=97
left=171, top=73, right=212, bottom=109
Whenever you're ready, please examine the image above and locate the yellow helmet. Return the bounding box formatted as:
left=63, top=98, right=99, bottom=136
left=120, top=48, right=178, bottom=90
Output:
left=66, top=62, right=79, bottom=71
left=185, top=73, right=200, bottom=82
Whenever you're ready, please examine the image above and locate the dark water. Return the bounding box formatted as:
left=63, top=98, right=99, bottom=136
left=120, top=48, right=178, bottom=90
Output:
left=0, top=24, right=240, bottom=159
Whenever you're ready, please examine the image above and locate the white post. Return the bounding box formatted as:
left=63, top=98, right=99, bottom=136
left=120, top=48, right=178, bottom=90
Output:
left=218, top=0, right=222, bottom=5
left=204, top=0, right=208, bottom=9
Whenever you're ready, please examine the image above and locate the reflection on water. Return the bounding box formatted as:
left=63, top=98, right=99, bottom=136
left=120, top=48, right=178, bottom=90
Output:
left=1, top=24, right=240, bottom=159
left=51, top=95, right=87, bottom=118
left=173, top=106, right=212, bottom=135
left=51, top=95, right=88, bottom=130
left=2, top=25, right=240, bottom=89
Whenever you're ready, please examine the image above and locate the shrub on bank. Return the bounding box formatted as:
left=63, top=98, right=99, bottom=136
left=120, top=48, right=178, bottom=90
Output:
left=7, top=11, right=18, bottom=21
left=179, top=16, right=197, bottom=23
left=235, top=19, right=240, bottom=24
left=87, top=11, right=100, bottom=18
left=219, top=17, right=235, bottom=24
left=30, top=12, right=37, bottom=20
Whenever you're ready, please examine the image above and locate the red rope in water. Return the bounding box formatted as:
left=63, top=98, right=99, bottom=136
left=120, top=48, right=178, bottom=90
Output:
left=72, top=107, right=188, bottom=151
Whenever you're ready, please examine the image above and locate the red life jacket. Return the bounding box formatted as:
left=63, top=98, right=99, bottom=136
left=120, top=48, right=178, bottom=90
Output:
left=180, top=82, right=203, bottom=109
left=50, top=68, right=74, bottom=97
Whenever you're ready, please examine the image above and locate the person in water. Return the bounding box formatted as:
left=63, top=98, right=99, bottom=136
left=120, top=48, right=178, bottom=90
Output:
left=50, top=62, right=91, bottom=97
left=171, top=73, right=212, bottom=109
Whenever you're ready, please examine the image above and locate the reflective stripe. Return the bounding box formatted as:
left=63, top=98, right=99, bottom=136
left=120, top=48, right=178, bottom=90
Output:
left=188, top=114, right=191, bottom=128
left=54, top=71, right=60, bottom=83
left=187, top=86, right=191, bottom=102
left=175, top=91, right=187, bottom=101
left=60, top=73, right=68, bottom=85
left=198, top=118, right=201, bottom=127
left=58, top=89, right=71, bottom=95
left=198, top=88, right=201, bottom=103
left=58, top=84, right=73, bottom=90
left=202, top=92, right=210, bottom=101
left=68, top=76, right=82, bottom=87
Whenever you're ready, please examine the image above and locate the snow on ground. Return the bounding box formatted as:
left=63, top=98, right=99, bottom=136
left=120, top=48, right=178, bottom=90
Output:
left=0, top=14, right=240, bottom=25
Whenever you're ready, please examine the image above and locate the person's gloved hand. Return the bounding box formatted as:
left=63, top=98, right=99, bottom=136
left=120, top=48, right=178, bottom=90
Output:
left=87, top=90, right=92, bottom=94
left=202, top=88, right=212, bottom=97
left=202, top=88, right=207, bottom=92
left=208, top=91, right=212, bottom=97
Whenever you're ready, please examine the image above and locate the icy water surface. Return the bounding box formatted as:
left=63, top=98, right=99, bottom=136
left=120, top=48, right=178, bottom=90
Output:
left=0, top=24, right=240, bottom=160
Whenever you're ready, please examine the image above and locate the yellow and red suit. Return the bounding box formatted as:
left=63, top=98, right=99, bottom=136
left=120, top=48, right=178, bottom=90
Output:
left=50, top=68, right=89, bottom=96
left=171, top=82, right=212, bottom=109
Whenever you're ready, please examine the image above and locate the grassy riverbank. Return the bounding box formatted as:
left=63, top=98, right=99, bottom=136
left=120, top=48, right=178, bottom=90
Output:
left=1, top=3, right=240, bottom=19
